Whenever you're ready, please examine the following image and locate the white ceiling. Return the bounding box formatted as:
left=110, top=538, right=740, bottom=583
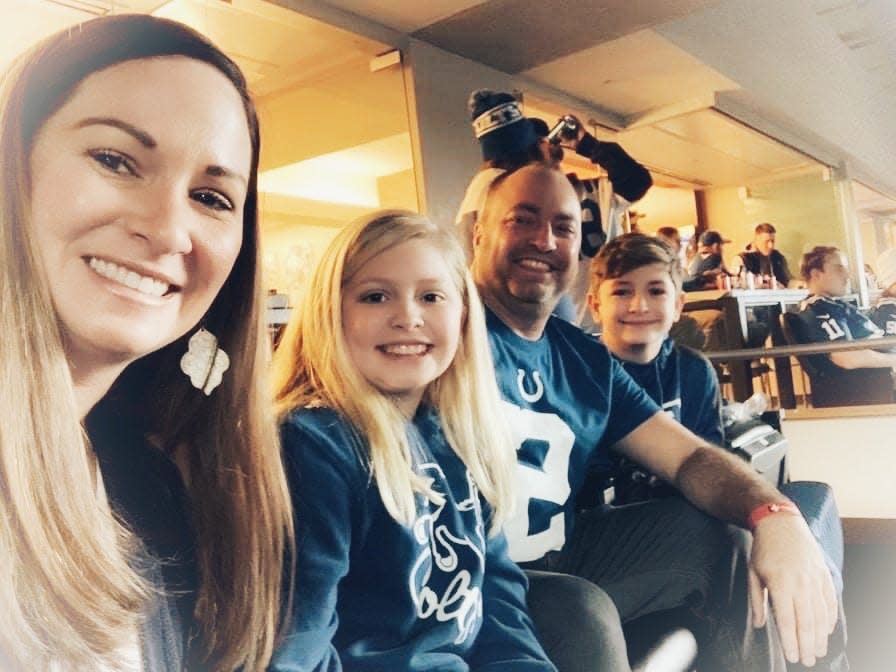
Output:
left=291, top=0, right=896, bottom=202
left=5, top=0, right=896, bottom=209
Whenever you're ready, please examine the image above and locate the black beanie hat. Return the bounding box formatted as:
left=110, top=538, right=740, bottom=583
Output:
left=468, top=89, right=536, bottom=161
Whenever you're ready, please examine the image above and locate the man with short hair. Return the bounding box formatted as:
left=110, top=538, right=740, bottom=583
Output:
left=471, top=163, right=844, bottom=672
left=740, top=222, right=793, bottom=287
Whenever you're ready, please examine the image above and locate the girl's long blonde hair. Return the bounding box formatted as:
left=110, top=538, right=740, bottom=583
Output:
left=273, top=210, right=515, bottom=530
left=0, top=15, right=292, bottom=671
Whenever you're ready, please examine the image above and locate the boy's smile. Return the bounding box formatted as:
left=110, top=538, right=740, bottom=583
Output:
left=591, top=262, right=683, bottom=363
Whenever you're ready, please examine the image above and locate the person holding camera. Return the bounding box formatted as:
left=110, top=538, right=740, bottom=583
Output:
left=547, top=113, right=653, bottom=333
left=455, top=90, right=543, bottom=262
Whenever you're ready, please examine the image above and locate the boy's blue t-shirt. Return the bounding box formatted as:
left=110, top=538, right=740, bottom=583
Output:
left=612, top=337, right=724, bottom=446
left=271, top=405, right=555, bottom=672
left=485, top=309, right=659, bottom=563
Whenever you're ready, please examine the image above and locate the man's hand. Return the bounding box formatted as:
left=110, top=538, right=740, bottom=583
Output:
left=748, top=513, right=839, bottom=667
left=561, top=113, right=587, bottom=148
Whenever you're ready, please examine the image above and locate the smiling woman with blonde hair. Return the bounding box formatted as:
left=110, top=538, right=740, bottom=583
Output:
left=0, top=15, right=292, bottom=671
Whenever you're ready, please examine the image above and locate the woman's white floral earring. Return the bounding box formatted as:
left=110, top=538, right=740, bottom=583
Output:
left=180, top=328, right=230, bottom=395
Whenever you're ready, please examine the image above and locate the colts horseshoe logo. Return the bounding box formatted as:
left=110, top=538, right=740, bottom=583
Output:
left=516, top=369, right=544, bottom=403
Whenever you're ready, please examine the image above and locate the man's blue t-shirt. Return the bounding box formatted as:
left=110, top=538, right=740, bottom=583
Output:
left=485, top=309, right=659, bottom=563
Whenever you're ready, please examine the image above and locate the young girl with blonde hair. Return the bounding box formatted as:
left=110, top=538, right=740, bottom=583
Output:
left=270, top=210, right=554, bottom=671
left=0, top=15, right=292, bottom=671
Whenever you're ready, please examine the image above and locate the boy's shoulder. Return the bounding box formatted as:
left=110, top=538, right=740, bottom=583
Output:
left=671, top=339, right=711, bottom=364
left=660, top=338, right=714, bottom=376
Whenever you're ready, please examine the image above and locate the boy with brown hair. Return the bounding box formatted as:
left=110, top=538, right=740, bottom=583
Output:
left=589, top=232, right=723, bottom=444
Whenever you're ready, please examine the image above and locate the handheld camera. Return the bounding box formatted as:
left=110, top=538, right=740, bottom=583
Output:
left=546, top=115, right=579, bottom=145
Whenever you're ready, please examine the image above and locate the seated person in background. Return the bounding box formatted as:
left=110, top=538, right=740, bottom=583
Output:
left=739, top=223, right=793, bottom=287
left=655, top=226, right=682, bottom=258
left=868, top=248, right=896, bottom=335
left=683, top=230, right=731, bottom=291
left=798, top=245, right=896, bottom=369
left=589, top=233, right=723, bottom=445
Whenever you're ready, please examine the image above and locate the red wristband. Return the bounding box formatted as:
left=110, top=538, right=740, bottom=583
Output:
left=747, top=501, right=801, bottom=531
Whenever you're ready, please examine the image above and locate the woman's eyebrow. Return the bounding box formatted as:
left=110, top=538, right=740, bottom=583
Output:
left=75, top=116, right=156, bottom=148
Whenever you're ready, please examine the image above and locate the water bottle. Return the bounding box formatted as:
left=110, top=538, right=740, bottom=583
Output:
left=722, top=392, right=769, bottom=426
left=742, top=392, right=769, bottom=418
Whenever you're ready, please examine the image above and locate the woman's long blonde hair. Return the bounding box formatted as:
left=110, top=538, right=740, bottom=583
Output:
left=272, top=210, right=515, bottom=530
left=0, top=15, right=292, bottom=671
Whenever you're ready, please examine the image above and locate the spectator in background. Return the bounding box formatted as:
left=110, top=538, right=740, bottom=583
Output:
left=739, top=223, right=792, bottom=287
left=798, top=246, right=896, bottom=369
left=655, top=226, right=682, bottom=254
left=683, top=230, right=730, bottom=291
left=559, top=114, right=653, bottom=332
left=868, top=248, right=896, bottom=335
left=455, top=90, right=541, bottom=261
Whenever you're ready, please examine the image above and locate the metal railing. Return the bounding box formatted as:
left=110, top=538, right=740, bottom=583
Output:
left=704, top=335, right=896, bottom=363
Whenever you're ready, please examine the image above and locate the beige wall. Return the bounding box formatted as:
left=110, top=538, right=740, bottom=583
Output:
left=701, top=172, right=843, bottom=278
left=377, top=169, right=419, bottom=212
left=253, top=48, right=417, bottom=297
left=404, top=38, right=516, bottom=227
left=639, top=185, right=698, bottom=232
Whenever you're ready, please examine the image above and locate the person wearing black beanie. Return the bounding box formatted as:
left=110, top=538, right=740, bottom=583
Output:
left=468, top=89, right=538, bottom=165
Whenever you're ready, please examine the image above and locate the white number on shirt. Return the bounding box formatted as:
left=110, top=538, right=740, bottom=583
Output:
left=500, top=401, right=575, bottom=563
left=820, top=318, right=846, bottom=340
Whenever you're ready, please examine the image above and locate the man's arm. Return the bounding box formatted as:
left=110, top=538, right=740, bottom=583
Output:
left=614, top=412, right=839, bottom=667
left=566, top=116, right=652, bottom=202
left=829, top=347, right=896, bottom=369
left=615, top=412, right=776, bottom=519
